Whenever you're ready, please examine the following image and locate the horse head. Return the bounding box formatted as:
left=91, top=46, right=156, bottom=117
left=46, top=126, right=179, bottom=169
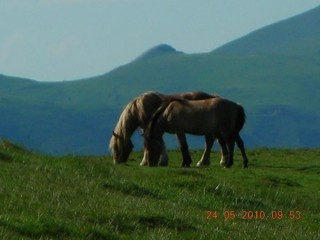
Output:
left=110, top=131, right=134, bottom=164
left=143, top=133, right=163, bottom=166
left=142, top=103, right=168, bottom=166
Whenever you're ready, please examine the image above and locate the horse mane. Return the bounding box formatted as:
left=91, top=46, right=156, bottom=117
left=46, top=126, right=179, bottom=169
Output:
left=109, top=97, right=140, bottom=152
left=144, top=103, right=165, bottom=140
left=135, top=91, right=165, bottom=128
left=109, top=91, right=164, bottom=152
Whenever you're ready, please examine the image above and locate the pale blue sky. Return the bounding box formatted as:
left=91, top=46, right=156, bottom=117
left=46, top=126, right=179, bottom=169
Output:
left=1, top=0, right=320, bottom=81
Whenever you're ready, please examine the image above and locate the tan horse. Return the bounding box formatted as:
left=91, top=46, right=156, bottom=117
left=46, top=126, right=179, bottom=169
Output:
left=144, top=97, right=249, bottom=168
left=109, top=91, right=229, bottom=166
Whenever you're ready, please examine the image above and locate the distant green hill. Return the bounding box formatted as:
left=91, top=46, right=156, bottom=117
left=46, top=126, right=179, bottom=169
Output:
left=1, top=6, right=320, bottom=154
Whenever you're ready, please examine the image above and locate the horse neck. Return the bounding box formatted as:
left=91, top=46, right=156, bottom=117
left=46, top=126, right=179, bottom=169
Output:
left=147, top=103, right=167, bottom=140
left=137, top=92, right=165, bottom=129
left=115, top=104, right=140, bottom=141
left=151, top=118, right=166, bottom=139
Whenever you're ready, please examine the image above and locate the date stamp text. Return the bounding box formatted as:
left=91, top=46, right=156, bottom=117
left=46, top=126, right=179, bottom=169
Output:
left=206, top=210, right=301, bottom=220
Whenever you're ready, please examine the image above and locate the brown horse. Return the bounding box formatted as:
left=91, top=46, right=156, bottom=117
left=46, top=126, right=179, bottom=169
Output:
left=144, top=97, right=249, bottom=168
left=109, top=91, right=229, bottom=166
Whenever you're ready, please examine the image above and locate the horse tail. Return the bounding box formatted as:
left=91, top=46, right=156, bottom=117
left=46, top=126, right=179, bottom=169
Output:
left=236, top=104, right=246, bottom=132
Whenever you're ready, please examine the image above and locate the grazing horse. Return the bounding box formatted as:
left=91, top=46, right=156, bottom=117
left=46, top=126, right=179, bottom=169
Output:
left=109, top=91, right=229, bottom=166
left=144, top=97, right=249, bottom=168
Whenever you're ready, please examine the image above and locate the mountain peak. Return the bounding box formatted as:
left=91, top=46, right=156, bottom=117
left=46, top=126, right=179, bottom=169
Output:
left=136, top=44, right=183, bottom=61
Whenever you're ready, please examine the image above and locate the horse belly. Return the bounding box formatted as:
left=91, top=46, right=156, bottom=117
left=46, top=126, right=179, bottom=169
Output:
left=167, top=112, right=217, bottom=136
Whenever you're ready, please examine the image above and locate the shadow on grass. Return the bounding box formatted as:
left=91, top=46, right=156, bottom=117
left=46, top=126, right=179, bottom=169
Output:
left=137, top=215, right=196, bottom=232
left=262, top=176, right=302, bottom=187
left=0, top=151, right=13, bottom=162
left=0, top=218, right=72, bottom=239
left=103, top=180, right=162, bottom=199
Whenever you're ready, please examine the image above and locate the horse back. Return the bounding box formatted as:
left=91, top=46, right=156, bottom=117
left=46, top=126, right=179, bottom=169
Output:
left=161, top=97, right=243, bottom=135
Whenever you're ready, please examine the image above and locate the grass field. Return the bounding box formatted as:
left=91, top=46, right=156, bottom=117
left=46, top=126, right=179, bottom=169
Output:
left=0, top=140, right=319, bottom=239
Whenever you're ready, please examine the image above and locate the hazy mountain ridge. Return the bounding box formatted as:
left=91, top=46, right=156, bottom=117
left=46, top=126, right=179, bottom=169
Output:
left=1, top=6, right=320, bottom=154
left=213, top=5, right=320, bottom=55
left=135, top=43, right=183, bottom=61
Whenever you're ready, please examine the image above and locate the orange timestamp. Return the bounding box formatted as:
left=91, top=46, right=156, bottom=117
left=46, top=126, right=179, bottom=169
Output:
left=206, top=210, right=301, bottom=220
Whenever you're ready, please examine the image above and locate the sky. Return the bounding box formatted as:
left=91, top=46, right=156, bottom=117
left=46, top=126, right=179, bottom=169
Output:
left=1, top=0, right=320, bottom=82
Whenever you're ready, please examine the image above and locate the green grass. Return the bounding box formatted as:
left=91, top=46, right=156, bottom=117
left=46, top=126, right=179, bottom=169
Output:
left=0, top=140, right=319, bottom=239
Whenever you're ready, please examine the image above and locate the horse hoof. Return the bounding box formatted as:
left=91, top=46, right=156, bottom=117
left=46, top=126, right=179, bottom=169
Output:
left=196, top=162, right=210, bottom=168
left=158, top=162, right=168, bottom=167
left=181, top=164, right=191, bottom=168
left=196, top=162, right=203, bottom=167
left=243, top=161, right=249, bottom=168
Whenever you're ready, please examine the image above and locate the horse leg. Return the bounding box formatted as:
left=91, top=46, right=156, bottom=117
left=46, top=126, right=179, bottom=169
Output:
left=158, top=141, right=169, bottom=166
left=140, top=149, right=148, bottom=166
left=217, top=136, right=228, bottom=167
left=196, top=135, right=214, bottom=167
left=176, top=133, right=192, bottom=167
left=225, top=137, right=235, bottom=168
left=235, top=134, right=249, bottom=168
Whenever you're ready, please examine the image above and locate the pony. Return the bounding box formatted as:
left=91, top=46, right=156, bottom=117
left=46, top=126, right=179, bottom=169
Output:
left=109, top=91, right=230, bottom=166
left=144, top=97, right=249, bottom=168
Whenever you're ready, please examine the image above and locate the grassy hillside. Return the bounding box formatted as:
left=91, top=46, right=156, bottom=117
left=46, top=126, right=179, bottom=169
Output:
left=1, top=51, right=320, bottom=154
left=0, top=141, right=319, bottom=239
